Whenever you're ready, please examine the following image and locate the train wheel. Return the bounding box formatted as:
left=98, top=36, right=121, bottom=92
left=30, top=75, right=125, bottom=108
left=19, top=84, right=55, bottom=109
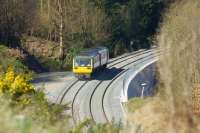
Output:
left=103, top=64, right=107, bottom=69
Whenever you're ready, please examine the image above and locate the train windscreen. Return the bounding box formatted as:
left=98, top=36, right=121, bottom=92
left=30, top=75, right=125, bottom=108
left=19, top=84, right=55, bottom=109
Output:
left=74, top=57, right=92, bottom=67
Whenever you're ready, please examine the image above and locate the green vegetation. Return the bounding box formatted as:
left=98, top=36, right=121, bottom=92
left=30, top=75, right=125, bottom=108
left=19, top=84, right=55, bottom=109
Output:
left=0, top=0, right=168, bottom=72
left=127, top=1, right=200, bottom=133
left=0, top=67, right=122, bottom=133
left=157, top=0, right=200, bottom=132
left=0, top=67, right=71, bottom=132
left=128, top=98, right=151, bottom=113
left=0, top=45, right=29, bottom=73
left=3, top=0, right=199, bottom=133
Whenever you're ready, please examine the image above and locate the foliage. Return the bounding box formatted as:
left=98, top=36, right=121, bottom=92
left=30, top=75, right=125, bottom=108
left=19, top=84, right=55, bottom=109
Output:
left=42, top=58, right=63, bottom=71
left=0, top=0, right=35, bottom=46
left=33, top=0, right=111, bottom=51
left=157, top=0, right=200, bottom=132
left=0, top=67, right=124, bottom=132
left=93, top=0, right=166, bottom=56
left=0, top=0, right=167, bottom=59
left=0, top=45, right=30, bottom=73
left=71, top=119, right=121, bottom=133
left=123, top=0, right=165, bottom=50
left=0, top=94, right=71, bottom=133
left=0, top=67, right=71, bottom=132
left=0, top=67, right=34, bottom=102
left=128, top=97, right=151, bottom=113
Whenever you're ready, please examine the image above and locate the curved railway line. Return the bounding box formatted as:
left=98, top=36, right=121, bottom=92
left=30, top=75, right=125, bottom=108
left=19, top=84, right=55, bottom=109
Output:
left=58, top=48, right=158, bottom=124
left=101, top=53, right=160, bottom=122
left=90, top=51, right=160, bottom=119
left=56, top=49, right=149, bottom=104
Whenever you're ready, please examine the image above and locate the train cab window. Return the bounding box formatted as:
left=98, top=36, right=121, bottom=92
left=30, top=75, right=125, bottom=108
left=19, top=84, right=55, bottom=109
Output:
left=75, top=57, right=92, bottom=67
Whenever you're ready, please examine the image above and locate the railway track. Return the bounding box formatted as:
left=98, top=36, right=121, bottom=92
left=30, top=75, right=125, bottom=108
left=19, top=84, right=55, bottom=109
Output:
left=90, top=53, right=159, bottom=120
left=58, top=48, right=158, bottom=124
left=58, top=49, right=156, bottom=105
left=58, top=48, right=156, bottom=103
left=101, top=53, right=160, bottom=123
left=56, top=49, right=150, bottom=104
left=90, top=51, right=160, bottom=123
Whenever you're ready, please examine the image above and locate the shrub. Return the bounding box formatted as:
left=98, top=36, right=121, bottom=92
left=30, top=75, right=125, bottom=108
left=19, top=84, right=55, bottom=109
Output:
left=0, top=45, right=30, bottom=73
left=0, top=67, right=34, bottom=102
left=0, top=67, right=71, bottom=132
left=157, top=0, right=200, bottom=132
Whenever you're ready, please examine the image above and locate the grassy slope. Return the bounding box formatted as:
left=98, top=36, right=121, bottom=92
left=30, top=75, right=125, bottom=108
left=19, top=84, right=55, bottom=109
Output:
left=127, top=97, right=169, bottom=133
left=0, top=95, right=72, bottom=133
left=21, top=36, right=64, bottom=72
left=21, top=36, right=81, bottom=72
left=128, top=1, right=200, bottom=133
left=0, top=37, right=71, bottom=73
left=0, top=45, right=29, bottom=73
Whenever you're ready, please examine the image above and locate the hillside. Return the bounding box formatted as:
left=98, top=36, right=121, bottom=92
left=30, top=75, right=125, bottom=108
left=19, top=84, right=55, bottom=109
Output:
left=128, top=0, right=200, bottom=133
left=21, top=36, right=66, bottom=72
left=0, top=45, right=28, bottom=73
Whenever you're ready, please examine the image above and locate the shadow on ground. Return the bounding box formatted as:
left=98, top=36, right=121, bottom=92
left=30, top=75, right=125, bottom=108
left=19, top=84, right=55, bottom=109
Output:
left=128, top=63, right=157, bottom=99
left=91, top=67, right=124, bottom=81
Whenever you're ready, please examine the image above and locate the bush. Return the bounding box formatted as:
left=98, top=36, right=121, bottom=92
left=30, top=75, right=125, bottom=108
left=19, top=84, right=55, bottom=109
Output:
left=0, top=67, right=124, bottom=133
left=157, top=0, right=200, bottom=132
left=0, top=67, right=71, bottom=132
left=0, top=45, right=30, bottom=73
left=0, top=67, right=33, bottom=98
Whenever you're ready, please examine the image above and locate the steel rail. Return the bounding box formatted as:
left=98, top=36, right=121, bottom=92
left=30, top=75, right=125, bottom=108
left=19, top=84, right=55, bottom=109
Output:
left=58, top=49, right=158, bottom=124
left=56, top=49, right=154, bottom=104
left=89, top=51, right=159, bottom=122
left=71, top=50, right=157, bottom=123
left=101, top=54, right=160, bottom=122
left=59, top=48, right=156, bottom=104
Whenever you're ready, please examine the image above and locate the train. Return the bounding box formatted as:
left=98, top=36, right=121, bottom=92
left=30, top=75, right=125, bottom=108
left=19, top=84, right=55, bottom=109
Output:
left=73, top=47, right=109, bottom=79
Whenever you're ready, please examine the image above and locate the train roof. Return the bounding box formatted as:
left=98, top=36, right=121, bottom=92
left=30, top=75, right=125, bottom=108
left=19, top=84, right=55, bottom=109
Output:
left=78, top=47, right=108, bottom=57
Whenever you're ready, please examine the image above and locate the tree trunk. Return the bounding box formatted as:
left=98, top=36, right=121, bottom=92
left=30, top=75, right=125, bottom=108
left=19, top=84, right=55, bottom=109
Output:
left=58, top=0, right=64, bottom=60
left=59, top=16, right=64, bottom=59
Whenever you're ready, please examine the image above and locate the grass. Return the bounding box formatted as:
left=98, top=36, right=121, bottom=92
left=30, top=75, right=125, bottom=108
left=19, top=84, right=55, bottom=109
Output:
left=127, top=97, right=170, bottom=133
left=0, top=93, right=123, bottom=133
left=0, top=95, right=72, bottom=133
left=128, top=98, right=151, bottom=113
left=127, top=0, right=200, bottom=132
left=157, top=0, right=200, bottom=132
left=0, top=94, right=123, bottom=133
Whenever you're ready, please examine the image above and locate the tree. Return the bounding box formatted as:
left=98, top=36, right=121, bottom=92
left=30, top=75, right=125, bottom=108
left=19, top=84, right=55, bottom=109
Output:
left=32, top=0, right=110, bottom=60
left=124, top=0, right=165, bottom=49
left=0, top=0, right=36, bottom=47
left=57, top=0, right=64, bottom=59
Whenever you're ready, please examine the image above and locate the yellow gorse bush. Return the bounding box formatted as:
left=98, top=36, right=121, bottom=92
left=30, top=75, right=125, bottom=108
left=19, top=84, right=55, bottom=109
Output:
left=0, top=67, right=34, bottom=96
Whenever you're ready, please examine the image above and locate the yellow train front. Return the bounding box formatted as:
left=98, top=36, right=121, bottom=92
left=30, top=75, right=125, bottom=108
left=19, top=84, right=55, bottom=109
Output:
left=73, top=47, right=109, bottom=79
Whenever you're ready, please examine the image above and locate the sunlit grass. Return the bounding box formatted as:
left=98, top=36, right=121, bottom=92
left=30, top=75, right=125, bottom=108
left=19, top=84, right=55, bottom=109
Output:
left=128, top=0, right=200, bottom=132
left=128, top=97, right=151, bottom=113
